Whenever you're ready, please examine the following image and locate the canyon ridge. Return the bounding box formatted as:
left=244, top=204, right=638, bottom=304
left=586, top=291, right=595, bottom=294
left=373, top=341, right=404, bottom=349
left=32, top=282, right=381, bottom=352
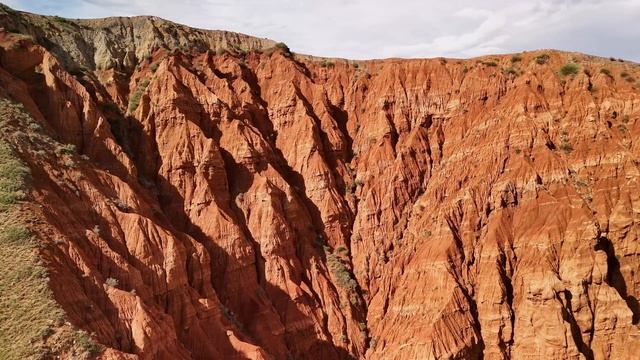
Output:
left=0, top=4, right=639, bottom=360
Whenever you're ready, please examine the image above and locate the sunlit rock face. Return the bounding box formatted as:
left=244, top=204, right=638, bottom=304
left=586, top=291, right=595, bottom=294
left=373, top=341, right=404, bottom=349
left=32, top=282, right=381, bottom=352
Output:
left=1, top=5, right=640, bottom=359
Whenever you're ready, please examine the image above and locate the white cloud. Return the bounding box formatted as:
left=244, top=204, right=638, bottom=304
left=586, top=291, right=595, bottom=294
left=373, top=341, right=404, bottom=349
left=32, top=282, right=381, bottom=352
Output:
left=5, top=0, right=640, bottom=61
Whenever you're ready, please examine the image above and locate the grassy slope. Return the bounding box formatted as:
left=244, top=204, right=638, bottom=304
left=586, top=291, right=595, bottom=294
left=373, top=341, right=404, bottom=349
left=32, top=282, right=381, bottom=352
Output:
left=0, top=98, right=99, bottom=359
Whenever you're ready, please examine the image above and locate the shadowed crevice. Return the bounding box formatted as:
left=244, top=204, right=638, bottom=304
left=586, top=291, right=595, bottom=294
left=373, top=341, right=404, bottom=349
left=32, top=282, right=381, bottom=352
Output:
left=555, top=289, right=594, bottom=360
left=595, top=236, right=640, bottom=324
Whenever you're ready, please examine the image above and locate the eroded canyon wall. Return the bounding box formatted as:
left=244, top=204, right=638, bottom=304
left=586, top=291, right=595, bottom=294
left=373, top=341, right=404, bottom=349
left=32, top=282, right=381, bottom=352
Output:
left=1, top=5, right=640, bottom=359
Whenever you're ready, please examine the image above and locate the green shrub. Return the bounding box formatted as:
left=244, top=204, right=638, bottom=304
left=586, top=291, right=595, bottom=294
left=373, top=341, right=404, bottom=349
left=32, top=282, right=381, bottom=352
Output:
left=320, top=59, right=335, bottom=68
left=560, top=141, right=573, bottom=153
left=559, top=63, right=579, bottom=76
left=232, top=46, right=247, bottom=56
left=63, top=158, right=76, bottom=168
left=128, top=79, right=150, bottom=112
left=28, top=122, right=42, bottom=132
left=511, top=55, right=522, bottom=63
left=326, top=251, right=357, bottom=291
left=481, top=61, right=498, bottom=67
left=621, top=71, right=629, bottom=78
left=535, top=54, right=550, bottom=65
left=52, top=16, right=74, bottom=26
left=55, top=143, right=76, bottom=155
left=274, top=42, right=290, bottom=54
left=600, top=68, right=613, bottom=78
left=75, top=330, right=101, bottom=357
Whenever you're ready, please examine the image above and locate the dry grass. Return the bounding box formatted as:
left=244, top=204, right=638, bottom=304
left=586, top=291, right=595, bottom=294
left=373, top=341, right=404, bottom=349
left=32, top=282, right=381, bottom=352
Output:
left=0, top=98, right=100, bottom=359
left=128, top=78, right=150, bottom=113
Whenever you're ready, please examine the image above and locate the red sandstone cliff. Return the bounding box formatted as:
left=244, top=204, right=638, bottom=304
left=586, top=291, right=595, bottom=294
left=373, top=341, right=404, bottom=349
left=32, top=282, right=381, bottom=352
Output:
left=0, top=4, right=639, bottom=360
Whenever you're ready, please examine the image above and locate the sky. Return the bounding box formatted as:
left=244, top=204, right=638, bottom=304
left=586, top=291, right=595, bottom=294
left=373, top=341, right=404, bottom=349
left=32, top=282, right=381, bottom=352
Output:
left=4, top=0, right=640, bottom=61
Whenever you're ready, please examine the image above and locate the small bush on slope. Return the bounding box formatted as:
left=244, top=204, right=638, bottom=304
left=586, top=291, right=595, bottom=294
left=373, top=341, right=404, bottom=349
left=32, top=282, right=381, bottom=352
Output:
left=326, top=250, right=357, bottom=291
left=128, top=78, right=150, bottom=113
left=560, top=63, right=580, bottom=76
left=600, top=68, right=613, bottom=78
left=535, top=54, right=550, bottom=65
left=274, top=42, right=290, bottom=54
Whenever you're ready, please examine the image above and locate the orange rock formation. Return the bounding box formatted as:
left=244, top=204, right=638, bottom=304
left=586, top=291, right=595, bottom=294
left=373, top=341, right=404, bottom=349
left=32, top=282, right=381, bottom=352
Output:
left=1, top=5, right=639, bottom=360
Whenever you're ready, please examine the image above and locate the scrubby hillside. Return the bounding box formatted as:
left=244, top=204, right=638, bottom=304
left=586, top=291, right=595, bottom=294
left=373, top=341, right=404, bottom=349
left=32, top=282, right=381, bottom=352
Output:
left=0, top=98, right=101, bottom=359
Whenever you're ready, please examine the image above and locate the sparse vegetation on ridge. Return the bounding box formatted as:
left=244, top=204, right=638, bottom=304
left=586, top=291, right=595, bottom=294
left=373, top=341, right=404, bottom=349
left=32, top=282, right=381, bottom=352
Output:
left=274, top=42, right=290, bottom=54
left=128, top=78, right=150, bottom=112
left=600, top=68, right=613, bottom=78
left=560, top=141, right=573, bottom=152
left=52, top=15, right=75, bottom=26
left=559, top=131, right=573, bottom=153
left=621, top=71, right=636, bottom=83
left=535, top=54, right=550, bottom=65
left=325, top=247, right=357, bottom=291
left=0, top=98, right=101, bottom=359
left=481, top=60, right=498, bottom=67
left=320, top=59, right=335, bottom=68
left=4, top=3, right=640, bottom=357
left=55, top=143, right=76, bottom=155
left=0, top=144, right=28, bottom=211
left=559, top=63, right=579, bottom=76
